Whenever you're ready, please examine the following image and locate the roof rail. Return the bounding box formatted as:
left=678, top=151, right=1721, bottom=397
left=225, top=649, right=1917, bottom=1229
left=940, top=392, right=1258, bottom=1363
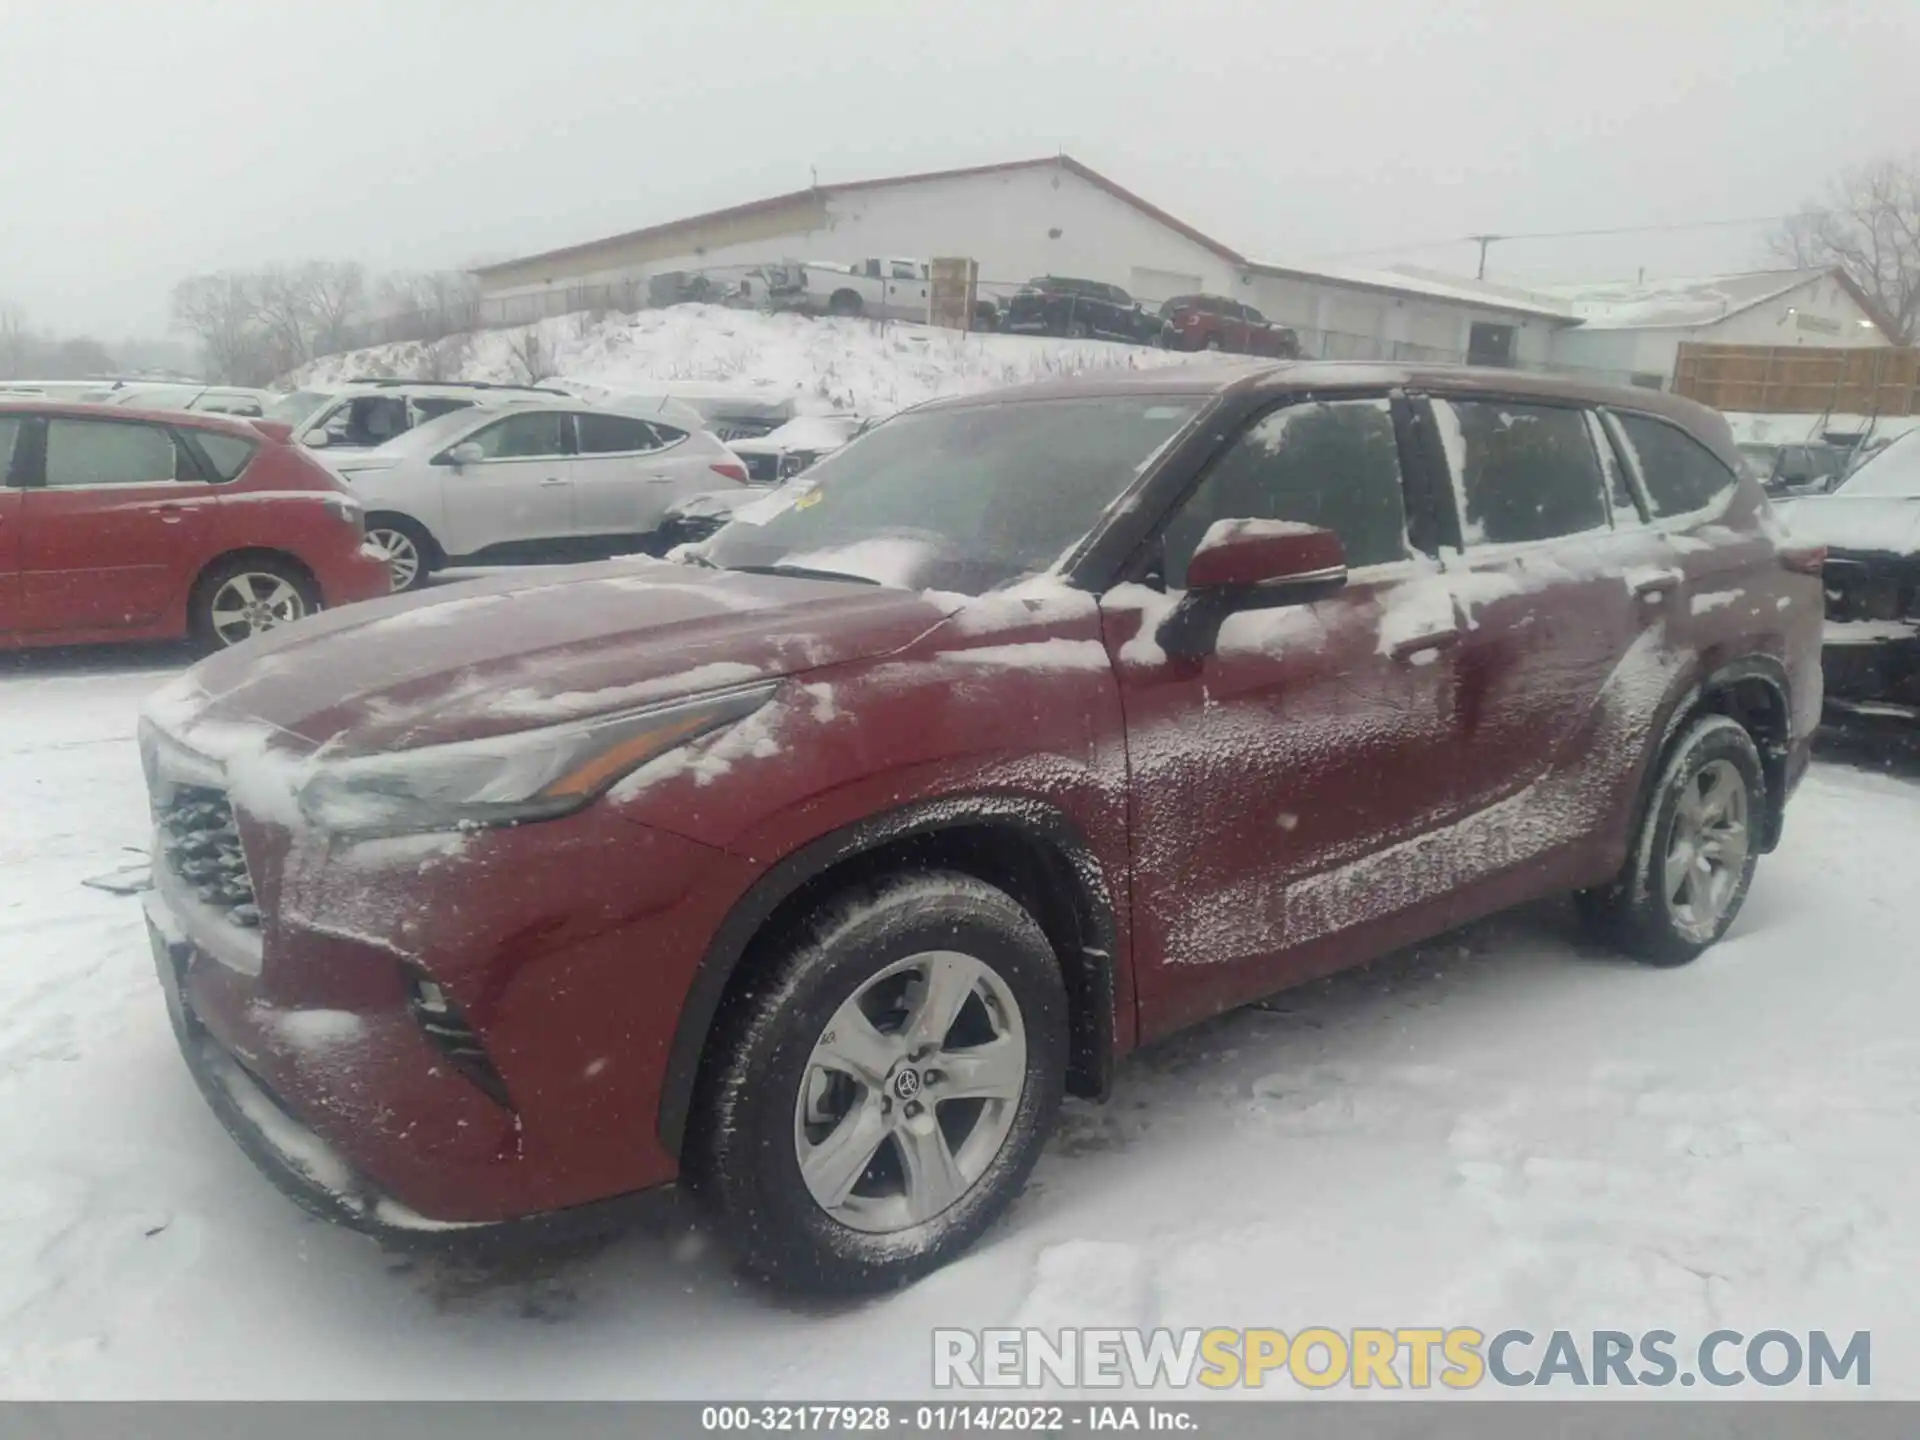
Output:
left=341, top=377, right=571, bottom=395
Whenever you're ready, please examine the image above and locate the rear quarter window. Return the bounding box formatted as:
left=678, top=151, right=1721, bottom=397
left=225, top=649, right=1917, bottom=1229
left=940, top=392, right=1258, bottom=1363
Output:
left=1432, top=398, right=1609, bottom=545
left=186, top=430, right=259, bottom=482
left=1611, top=412, right=1738, bottom=519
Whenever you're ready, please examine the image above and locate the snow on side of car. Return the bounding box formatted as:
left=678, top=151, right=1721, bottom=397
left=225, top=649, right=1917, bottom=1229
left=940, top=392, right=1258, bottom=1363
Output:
left=285, top=304, right=1202, bottom=423
left=940, top=639, right=1114, bottom=672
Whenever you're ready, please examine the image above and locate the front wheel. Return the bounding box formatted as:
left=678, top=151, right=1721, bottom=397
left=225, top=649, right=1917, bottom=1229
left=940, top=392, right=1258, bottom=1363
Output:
left=1577, top=714, right=1765, bottom=965
left=693, top=871, right=1068, bottom=1293
left=363, top=514, right=437, bottom=592
left=190, top=556, right=318, bottom=652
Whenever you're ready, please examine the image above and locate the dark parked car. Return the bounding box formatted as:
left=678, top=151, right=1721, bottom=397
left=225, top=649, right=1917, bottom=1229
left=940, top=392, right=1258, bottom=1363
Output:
left=1777, top=429, right=1920, bottom=726
left=1738, top=440, right=1851, bottom=498
left=141, top=363, right=1820, bottom=1293
left=1159, top=294, right=1301, bottom=357
left=1001, top=276, right=1171, bottom=345
left=1, top=401, right=387, bottom=651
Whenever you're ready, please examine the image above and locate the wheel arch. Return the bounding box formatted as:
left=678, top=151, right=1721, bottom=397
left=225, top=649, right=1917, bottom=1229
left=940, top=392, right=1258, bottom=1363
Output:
left=188, top=547, right=320, bottom=608
left=363, top=509, right=445, bottom=565
left=657, top=796, right=1120, bottom=1160
left=1630, top=655, right=1794, bottom=861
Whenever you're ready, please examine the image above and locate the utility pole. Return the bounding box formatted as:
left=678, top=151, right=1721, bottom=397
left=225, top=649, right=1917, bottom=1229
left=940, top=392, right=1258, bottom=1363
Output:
left=1466, top=234, right=1503, bottom=280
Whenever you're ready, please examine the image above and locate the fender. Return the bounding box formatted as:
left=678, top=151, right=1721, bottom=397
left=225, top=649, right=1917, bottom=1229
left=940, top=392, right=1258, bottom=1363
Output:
left=1626, top=654, right=1794, bottom=864
left=656, top=794, right=1120, bottom=1159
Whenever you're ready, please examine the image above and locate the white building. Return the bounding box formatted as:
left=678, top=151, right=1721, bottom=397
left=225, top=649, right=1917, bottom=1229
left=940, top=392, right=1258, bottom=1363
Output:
left=470, top=156, right=1581, bottom=369
left=1541, top=268, right=1892, bottom=388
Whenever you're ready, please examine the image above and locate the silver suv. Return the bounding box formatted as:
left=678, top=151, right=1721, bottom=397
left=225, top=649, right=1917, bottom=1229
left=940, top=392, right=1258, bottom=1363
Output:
left=264, top=379, right=572, bottom=452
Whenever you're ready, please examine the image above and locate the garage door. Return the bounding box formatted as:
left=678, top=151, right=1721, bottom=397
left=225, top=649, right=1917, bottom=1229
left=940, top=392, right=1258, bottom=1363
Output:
left=1130, top=267, right=1204, bottom=307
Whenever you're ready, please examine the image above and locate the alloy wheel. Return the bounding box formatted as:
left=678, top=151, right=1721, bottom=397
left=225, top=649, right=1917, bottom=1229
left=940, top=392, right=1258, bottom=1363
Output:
left=1663, top=757, right=1751, bottom=940
left=366, top=527, right=422, bottom=590
left=208, top=573, right=307, bottom=647
left=793, top=950, right=1027, bottom=1234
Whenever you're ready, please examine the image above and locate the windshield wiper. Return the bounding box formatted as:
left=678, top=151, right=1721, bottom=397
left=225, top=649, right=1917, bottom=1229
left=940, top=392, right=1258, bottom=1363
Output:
left=723, top=563, right=882, bottom=586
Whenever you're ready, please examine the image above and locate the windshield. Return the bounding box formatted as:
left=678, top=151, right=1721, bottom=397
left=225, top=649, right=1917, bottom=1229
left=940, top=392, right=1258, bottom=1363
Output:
left=1836, top=432, right=1920, bottom=498
left=701, top=396, right=1202, bottom=592
left=265, top=389, right=332, bottom=425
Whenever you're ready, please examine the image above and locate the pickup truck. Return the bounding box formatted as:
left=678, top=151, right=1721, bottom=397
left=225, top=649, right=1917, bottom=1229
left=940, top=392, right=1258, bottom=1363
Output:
left=761, top=257, right=931, bottom=321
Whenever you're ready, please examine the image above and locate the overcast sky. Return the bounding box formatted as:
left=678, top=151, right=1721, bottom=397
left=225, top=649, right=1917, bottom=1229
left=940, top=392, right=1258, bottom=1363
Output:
left=3, top=0, right=1915, bottom=342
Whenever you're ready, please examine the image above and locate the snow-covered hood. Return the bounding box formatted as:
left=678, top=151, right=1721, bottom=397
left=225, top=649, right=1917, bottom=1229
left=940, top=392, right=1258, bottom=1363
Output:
left=1780, top=495, right=1920, bottom=559
left=148, top=558, right=956, bottom=759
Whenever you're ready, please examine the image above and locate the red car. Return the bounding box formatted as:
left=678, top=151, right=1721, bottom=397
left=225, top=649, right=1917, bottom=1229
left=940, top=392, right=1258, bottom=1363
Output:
left=139, top=364, right=1822, bottom=1292
left=0, top=401, right=387, bottom=651
left=1159, top=293, right=1301, bottom=356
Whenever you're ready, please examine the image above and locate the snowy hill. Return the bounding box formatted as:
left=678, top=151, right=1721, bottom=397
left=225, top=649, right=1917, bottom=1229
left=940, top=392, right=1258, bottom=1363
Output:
left=286, top=305, right=1217, bottom=418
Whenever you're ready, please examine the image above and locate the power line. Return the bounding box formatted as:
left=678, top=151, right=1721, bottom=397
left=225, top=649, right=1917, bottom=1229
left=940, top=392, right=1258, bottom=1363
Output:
left=1309, top=211, right=1801, bottom=265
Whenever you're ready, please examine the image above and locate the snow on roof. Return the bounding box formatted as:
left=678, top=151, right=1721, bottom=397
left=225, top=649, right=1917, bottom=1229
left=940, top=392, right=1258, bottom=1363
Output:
left=1537, top=268, right=1833, bottom=331
left=1245, top=260, right=1580, bottom=322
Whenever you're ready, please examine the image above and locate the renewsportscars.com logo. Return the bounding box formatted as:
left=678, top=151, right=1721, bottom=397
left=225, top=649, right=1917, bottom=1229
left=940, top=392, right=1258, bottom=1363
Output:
left=932, top=1327, right=1871, bottom=1391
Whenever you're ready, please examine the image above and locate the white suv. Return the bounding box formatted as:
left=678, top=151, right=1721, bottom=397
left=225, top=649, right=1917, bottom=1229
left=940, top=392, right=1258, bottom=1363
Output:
left=264, top=379, right=572, bottom=452
left=329, top=401, right=749, bottom=589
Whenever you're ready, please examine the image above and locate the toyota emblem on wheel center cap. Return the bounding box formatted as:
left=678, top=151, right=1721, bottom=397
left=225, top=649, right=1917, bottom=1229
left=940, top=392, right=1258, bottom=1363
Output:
left=892, top=1068, right=922, bottom=1100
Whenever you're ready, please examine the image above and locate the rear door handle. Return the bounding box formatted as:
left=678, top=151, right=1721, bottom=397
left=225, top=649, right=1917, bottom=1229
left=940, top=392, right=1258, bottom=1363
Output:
left=1389, top=629, right=1460, bottom=663
left=539, top=477, right=568, bottom=487
left=156, top=503, right=186, bottom=524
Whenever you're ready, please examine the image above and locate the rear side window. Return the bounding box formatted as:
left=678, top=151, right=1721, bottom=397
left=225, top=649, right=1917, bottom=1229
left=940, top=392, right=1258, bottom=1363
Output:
left=42, top=419, right=183, bottom=487
left=1586, top=410, right=1646, bottom=527
left=465, top=412, right=566, bottom=460
left=188, top=430, right=258, bottom=482
left=576, top=412, right=666, bottom=454
left=412, top=397, right=473, bottom=423
left=1611, top=413, right=1738, bottom=518
left=1162, top=397, right=1409, bottom=583
left=1432, top=398, right=1608, bottom=545
left=0, top=417, right=20, bottom=484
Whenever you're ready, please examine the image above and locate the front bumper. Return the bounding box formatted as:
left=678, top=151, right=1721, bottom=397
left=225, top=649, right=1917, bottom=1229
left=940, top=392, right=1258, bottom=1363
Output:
left=146, top=894, right=670, bottom=1249
left=1821, top=625, right=1920, bottom=725
left=320, top=541, right=395, bottom=607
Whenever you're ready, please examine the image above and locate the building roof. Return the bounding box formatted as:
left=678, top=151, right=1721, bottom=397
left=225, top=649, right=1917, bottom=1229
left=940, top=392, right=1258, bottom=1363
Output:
left=1245, top=260, right=1581, bottom=322
left=472, top=155, right=1250, bottom=279
left=468, top=155, right=1575, bottom=323
left=1537, top=267, right=1862, bottom=331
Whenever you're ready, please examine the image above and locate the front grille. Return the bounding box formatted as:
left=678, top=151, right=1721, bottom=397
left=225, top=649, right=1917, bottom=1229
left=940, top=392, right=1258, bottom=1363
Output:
left=157, top=785, right=260, bottom=927
left=740, top=452, right=781, bottom=484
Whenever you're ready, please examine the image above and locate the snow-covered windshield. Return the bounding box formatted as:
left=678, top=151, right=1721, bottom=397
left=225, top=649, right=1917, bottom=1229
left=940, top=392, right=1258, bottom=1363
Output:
left=265, top=389, right=332, bottom=425
left=1836, top=432, right=1920, bottom=498
left=700, top=396, right=1201, bottom=592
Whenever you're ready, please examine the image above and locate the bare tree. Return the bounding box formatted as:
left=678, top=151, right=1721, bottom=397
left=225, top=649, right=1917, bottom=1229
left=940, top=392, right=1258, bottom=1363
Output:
left=0, top=301, right=30, bottom=378
left=416, top=331, right=472, bottom=382
left=504, top=325, right=558, bottom=384
left=1771, top=154, right=1920, bottom=344
left=304, top=261, right=367, bottom=356
left=171, top=272, right=272, bottom=384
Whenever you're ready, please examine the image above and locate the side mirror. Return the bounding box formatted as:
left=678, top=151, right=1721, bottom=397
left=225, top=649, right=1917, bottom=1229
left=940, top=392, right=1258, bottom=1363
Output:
left=1186, top=519, right=1346, bottom=591
left=302, top=429, right=329, bottom=448
left=444, top=442, right=484, bottom=469
left=1159, top=520, right=1347, bottom=658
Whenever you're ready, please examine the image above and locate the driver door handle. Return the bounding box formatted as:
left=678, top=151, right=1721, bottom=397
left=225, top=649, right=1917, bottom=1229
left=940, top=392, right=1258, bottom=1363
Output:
left=539, top=477, right=568, bottom=487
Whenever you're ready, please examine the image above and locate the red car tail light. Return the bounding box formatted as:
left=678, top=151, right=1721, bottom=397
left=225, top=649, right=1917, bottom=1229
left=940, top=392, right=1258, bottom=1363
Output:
left=1780, top=543, right=1827, bottom=576
left=710, top=461, right=748, bottom=483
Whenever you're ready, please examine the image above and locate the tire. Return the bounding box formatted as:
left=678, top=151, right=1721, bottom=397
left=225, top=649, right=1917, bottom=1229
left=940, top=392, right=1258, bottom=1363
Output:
left=692, top=870, right=1068, bottom=1293
left=189, top=555, right=319, bottom=653
left=1065, top=319, right=1091, bottom=340
left=363, top=513, right=438, bottom=592
left=1577, top=714, right=1766, bottom=966
left=828, top=289, right=863, bottom=318
left=1204, top=335, right=1223, bottom=352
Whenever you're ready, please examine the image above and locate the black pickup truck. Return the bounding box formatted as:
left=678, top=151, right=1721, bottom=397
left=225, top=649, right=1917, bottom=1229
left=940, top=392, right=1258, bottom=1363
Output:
left=1000, top=277, right=1172, bottom=346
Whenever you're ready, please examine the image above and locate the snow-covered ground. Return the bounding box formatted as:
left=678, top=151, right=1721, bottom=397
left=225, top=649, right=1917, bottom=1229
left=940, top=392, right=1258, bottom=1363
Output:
left=3, top=649, right=1919, bottom=1398
left=1725, top=411, right=1920, bottom=446
left=289, top=305, right=1206, bottom=419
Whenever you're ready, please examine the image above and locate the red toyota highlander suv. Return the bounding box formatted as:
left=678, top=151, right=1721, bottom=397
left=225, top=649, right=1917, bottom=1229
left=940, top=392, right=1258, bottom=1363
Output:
left=1, top=400, right=387, bottom=651
left=138, top=363, right=1823, bottom=1292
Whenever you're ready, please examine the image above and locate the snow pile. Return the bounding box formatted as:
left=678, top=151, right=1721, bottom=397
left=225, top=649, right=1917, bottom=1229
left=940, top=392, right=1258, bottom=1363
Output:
left=285, top=305, right=1211, bottom=419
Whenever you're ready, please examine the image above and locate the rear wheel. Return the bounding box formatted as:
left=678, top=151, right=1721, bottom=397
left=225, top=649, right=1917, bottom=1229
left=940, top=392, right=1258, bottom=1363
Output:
left=190, top=556, right=317, bottom=652
left=1064, top=318, right=1091, bottom=339
left=1204, top=335, right=1223, bottom=351
left=363, top=514, right=437, bottom=592
left=1577, top=714, right=1765, bottom=965
left=692, top=871, right=1067, bottom=1293
left=828, top=289, right=864, bottom=318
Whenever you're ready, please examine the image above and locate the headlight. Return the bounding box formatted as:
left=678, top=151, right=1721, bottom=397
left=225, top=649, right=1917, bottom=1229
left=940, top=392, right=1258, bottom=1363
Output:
left=297, top=682, right=777, bottom=835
